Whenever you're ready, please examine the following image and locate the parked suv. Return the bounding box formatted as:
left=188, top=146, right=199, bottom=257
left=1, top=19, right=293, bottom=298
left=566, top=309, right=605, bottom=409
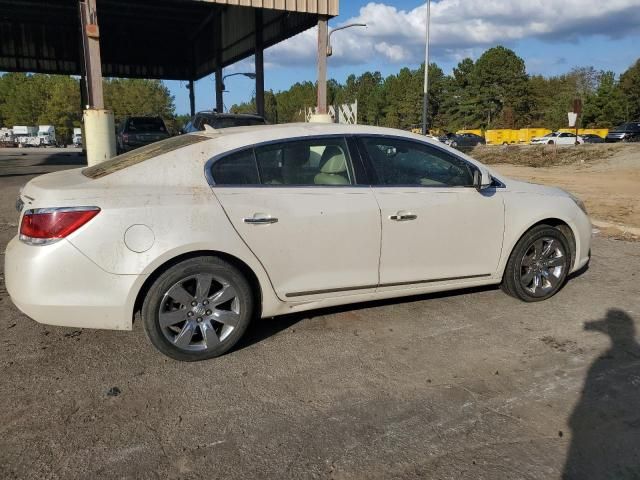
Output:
left=117, top=116, right=169, bottom=154
left=605, top=122, right=640, bottom=142
left=182, top=112, right=266, bottom=133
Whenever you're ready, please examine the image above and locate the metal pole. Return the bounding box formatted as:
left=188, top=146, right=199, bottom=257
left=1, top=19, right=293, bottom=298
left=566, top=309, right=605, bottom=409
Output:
left=80, top=0, right=104, bottom=109
left=188, top=80, right=195, bottom=117
left=421, top=0, right=431, bottom=135
left=255, top=10, right=265, bottom=117
left=317, top=16, right=328, bottom=115
left=214, top=10, right=223, bottom=113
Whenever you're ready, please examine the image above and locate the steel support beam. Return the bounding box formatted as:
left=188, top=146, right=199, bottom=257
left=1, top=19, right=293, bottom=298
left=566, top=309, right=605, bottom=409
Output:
left=316, top=16, right=328, bottom=115
left=79, top=0, right=104, bottom=109
left=188, top=80, right=196, bottom=117
left=214, top=11, right=224, bottom=113
left=255, top=9, right=265, bottom=117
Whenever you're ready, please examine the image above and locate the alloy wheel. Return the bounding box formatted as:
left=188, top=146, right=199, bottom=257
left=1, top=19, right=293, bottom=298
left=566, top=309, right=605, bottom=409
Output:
left=158, top=273, right=240, bottom=352
left=519, top=237, right=567, bottom=297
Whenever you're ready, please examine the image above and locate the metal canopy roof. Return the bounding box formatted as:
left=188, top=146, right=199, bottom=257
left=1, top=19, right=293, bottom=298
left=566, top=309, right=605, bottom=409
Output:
left=0, top=0, right=338, bottom=80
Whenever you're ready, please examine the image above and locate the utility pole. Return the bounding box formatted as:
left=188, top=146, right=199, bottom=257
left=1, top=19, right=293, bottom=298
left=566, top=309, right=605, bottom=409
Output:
left=421, top=0, right=431, bottom=135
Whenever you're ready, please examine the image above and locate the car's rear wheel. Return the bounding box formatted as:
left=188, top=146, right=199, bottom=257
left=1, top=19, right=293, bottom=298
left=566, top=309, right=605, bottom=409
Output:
left=142, top=256, right=253, bottom=361
left=502, top=225, right=571, bottom=302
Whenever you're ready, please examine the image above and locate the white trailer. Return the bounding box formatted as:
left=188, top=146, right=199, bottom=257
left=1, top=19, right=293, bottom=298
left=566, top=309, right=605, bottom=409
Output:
left=12, top=126, right=39, bottom=147
left=0, top=127, right=15, bottom=146
left=37, top=125, right=56, bottom=146
left=72, top=127, right=83, bottom=147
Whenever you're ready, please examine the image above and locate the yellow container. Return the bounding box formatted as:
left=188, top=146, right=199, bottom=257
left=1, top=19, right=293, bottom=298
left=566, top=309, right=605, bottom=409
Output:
left=456, top=129, right=482, bottom=137
left=485, top=129, right=519, bottom=145
left=518, top=128, right=552, bottom=143
left=558, top=128, right=608, bottom=138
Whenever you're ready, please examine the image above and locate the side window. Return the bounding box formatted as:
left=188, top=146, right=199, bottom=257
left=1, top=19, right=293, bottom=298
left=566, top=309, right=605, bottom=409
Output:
left=254, top=137, right=353, bottom=186
left=360, top=137, right=474, bottom=187
left=210, top=149, right=259, bottom=185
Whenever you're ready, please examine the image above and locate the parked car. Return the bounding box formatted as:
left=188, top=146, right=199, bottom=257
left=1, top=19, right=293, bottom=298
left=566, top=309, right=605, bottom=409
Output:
left=580, top=133, right=604, bottom=144
left=605, top=122, right=640, bottom=142
left=182, top=112, right=266, bottom=133
left=443, top=133, right=486, bottom=148
left=6, top=123, right=591, bottom=361
left=530, top=132, right=584, bottom=145
left=117, top=116, right=170, bottom=154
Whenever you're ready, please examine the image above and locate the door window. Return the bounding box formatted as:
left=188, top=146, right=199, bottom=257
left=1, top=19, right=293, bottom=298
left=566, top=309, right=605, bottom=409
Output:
left=254, top=138, right=353, bottom=186
left=360, top=137, right=474, bottom=187
left=210, top=148, right=259, bottom=185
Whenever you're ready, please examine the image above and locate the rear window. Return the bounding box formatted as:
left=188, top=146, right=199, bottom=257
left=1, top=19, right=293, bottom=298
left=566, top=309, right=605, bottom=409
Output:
left=126, top=117, right=166, bottom=133
left=82, top=134, right=209, bottom=179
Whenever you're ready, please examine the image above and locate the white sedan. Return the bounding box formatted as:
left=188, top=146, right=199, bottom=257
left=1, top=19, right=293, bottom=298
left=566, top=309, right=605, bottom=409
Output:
left=530, top=132, right=584, bottom=145
left=5, top=123, right=591, bottom=361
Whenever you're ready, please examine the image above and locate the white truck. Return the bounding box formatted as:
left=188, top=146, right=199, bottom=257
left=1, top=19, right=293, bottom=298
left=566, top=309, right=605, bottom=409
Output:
left=0, top=127, right=14, bottom=146
left=12, top=126, right=39, bottom=147
left=72, top=127, right=83, bottom=147
left=37, top=125, right=56, bottom=146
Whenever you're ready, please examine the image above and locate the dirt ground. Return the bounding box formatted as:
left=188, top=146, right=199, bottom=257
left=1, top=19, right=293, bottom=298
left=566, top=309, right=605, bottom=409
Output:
left=2, top=149, right=640, bottom=479
left=489, top=144, right=640, bottom=238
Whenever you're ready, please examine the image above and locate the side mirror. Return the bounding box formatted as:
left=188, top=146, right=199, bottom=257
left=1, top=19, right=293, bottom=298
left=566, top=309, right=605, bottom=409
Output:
left=473, top=169, right=492, bottom=192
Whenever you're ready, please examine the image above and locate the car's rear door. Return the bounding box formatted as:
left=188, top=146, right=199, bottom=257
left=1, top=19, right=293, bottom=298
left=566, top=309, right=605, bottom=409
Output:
left=208, top=136, right=381, bottom=301
left=357, top=135, right=505, bottom=288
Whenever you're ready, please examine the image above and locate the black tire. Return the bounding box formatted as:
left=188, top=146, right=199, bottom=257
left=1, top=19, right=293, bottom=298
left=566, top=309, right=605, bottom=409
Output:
left=547, top=140, right=554, bottom=145
left=501, top=225, right=571, bottom=302
left=142, top=256, right=254, bottom=361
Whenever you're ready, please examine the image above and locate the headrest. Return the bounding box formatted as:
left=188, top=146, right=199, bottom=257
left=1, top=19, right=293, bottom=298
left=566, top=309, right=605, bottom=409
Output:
left=320, top=146, right=347, bottom=173
left=284, top=145, right=309, bottom=166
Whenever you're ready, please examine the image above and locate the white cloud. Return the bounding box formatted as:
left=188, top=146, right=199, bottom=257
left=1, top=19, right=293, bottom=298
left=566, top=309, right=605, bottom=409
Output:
left=264, top=0, right=640, bottom=68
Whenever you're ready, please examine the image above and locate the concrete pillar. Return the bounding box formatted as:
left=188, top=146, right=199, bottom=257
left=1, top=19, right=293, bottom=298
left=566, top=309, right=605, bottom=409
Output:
left=84, top=110, right=117, bottom=166
left=79, top=0, right=115, bottom=163
left=316, top=16, right=328, bottom=115
left=255, top=10, right=265, bottom=117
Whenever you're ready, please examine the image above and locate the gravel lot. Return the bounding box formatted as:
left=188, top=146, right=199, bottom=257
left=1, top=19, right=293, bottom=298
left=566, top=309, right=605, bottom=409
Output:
left=1, top=149, right=639, bottom=479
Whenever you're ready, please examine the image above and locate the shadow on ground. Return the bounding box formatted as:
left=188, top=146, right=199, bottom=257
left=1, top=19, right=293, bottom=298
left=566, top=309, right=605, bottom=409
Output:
left=563, top=309, right=640, bottom=479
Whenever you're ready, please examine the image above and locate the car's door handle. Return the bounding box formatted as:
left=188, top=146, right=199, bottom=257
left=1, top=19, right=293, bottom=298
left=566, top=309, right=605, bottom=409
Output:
left=390, top=211, right=417, bottom=221
left=243, top=213, right=278, bottom=225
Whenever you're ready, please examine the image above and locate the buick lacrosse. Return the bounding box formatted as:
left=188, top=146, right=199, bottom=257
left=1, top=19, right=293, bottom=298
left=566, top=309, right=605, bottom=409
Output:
left=5, top=123, right=591, bottom=361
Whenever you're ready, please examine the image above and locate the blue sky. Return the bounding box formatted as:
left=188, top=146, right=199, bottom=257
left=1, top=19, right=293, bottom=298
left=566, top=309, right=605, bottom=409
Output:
left=168, top=0, right=640, bottom=115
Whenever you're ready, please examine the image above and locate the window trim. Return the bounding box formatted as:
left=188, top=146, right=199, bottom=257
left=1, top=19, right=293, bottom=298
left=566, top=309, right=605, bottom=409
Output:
left=205, top=134, right=368, bottom=188
left=355, top=134, right=504, bottom=189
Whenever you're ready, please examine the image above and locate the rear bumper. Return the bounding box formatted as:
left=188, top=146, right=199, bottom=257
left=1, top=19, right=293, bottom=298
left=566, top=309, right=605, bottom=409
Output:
left=4, top=236, right=140, bottom=330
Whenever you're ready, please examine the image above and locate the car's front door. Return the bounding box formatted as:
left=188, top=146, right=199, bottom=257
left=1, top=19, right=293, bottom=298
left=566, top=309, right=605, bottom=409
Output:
left=357, top=136, right=505, bottom=287
left=208, top=136, right=381, bottom=301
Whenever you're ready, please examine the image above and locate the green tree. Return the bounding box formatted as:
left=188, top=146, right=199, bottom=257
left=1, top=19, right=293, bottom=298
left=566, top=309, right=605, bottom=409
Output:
left=619, top=59, right=640, bottom=120
left=103, top=78, right=176, bottom=128
left=582, top=72, right=626, bottom=127
left=469, top=46, right=530, bottom=128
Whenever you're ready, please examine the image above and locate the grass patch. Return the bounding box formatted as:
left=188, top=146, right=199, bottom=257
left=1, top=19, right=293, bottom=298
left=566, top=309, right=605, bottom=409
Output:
left=469, top=143, right=623, bottom=167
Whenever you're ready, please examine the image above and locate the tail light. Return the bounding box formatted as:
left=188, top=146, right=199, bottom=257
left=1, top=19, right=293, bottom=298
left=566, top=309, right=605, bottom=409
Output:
left=122, top=133, right=129, bottom=143
left=20, top=207, right=100, bottom=245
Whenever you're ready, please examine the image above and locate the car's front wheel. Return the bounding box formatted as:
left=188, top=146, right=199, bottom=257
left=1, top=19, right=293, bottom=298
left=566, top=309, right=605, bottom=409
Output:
left=142, top=256, right=254, bottom=361
left=502, top=225, right=571, bottom=302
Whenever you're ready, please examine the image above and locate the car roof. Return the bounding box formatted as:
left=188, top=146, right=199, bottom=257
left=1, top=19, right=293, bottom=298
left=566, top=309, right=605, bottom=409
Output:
left=195, top=122, right=428, bottom=140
